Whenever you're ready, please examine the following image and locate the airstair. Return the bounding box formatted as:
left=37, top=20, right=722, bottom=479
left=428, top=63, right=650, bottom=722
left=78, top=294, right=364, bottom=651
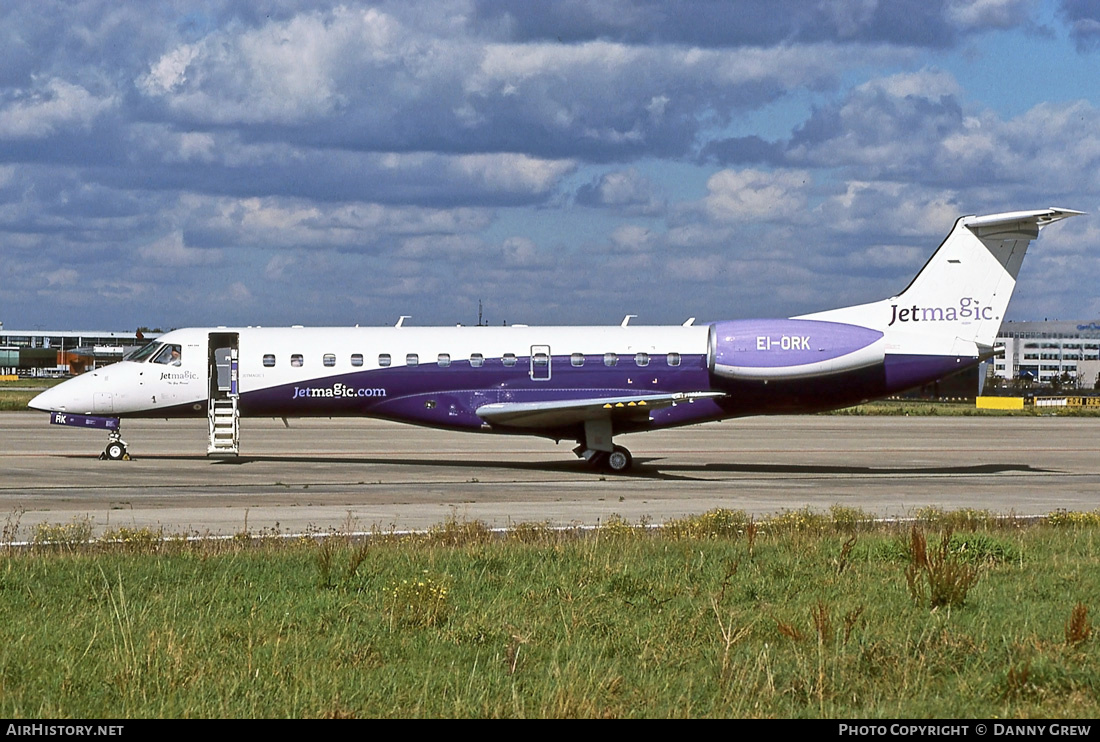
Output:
left=207, top=397, right=239, bottom=455
left=207, top=336, right=240, bottom=456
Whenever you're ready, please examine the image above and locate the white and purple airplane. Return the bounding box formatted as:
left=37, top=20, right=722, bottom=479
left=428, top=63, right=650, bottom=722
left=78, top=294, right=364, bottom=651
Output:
left=29, top=207, right=1081, bottom=471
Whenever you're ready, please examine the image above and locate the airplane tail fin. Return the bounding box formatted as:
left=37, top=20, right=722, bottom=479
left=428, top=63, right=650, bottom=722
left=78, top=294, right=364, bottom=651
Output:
left=802, top=208, right=1082, bottom=349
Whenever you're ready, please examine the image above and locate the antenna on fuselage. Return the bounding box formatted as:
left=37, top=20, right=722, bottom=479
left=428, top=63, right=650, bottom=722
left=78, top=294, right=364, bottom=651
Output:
left=621, top=314, right=637, bottom=327
left=682, top=317, right=696, bottom=326
left=395, top=315, right=412, bottom=327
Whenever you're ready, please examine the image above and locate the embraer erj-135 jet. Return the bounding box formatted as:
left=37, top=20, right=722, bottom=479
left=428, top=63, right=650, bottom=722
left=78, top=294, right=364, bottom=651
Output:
left=30, top=208, right=1081, bottom=471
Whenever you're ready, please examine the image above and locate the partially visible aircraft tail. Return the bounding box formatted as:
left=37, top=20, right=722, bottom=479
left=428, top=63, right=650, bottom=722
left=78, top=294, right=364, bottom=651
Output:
left=801, top=208, right=1083, bottom=349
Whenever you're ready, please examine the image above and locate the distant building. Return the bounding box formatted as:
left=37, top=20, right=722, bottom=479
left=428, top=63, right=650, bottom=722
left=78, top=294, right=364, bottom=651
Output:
left=993, top=320, right=1100, bottom=388
left=0, top=329, right=160, bottom=375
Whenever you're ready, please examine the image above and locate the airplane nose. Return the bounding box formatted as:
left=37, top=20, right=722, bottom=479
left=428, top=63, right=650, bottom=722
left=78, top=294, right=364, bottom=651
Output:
left=28, top=384, right=68, bottom=412
left=27, top=373, right=100, bottom=414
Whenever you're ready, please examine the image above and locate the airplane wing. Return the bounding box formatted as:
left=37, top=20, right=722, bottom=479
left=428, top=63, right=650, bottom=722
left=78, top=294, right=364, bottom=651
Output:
left=475, top=391, right=726, bottom=429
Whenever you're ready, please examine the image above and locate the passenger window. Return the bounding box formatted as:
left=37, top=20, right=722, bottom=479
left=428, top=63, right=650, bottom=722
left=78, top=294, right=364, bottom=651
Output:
left=635, top=352, right=649, bottom=367
left=406, top=353, right=419, bottom=367
left=604, top=352, right=618, bottom=367
left=263, top=354, right=276, bottom=368
left=667, top=352, right=681, bottom=367
left=571, top=353, right=584, bottom=367
left=470, top=353, right=484, bottom=368
left=153, top=345, right=182, bottom=366
left=379, top=354, right=391, bottom=367
left=502, top=353, right=517, bottom=367
left=323, top=353, right=336, bottom=367
left=351, top=354, right=364, bottom=367
left=291, top=354, right=304, bottom=367
left=438, top=353, right=450, bottom=367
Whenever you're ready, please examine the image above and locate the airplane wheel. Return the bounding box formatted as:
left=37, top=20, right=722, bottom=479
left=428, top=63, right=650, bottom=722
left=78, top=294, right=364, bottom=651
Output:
left=588, top=451, right=609, bottom=469
left=105, top=441, right=127, bottom=461
left=607, top=446, right=632, bottom=473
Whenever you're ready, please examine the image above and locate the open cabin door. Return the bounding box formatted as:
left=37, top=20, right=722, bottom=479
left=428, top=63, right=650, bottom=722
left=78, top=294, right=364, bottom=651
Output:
left=207, top=332, right=239, bottom=456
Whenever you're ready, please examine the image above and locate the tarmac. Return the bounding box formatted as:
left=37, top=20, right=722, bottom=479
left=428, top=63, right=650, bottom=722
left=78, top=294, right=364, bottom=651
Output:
left=1, top=411, right=1097, bottom=538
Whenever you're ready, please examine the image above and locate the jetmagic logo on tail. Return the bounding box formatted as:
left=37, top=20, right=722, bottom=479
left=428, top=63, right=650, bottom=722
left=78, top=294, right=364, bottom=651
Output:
left=888, top=297, right=995, bottom=327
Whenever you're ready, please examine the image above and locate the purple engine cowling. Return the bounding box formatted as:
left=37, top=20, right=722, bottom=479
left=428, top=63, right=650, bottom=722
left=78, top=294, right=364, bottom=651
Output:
left=709, top=319, right=885, bottom=380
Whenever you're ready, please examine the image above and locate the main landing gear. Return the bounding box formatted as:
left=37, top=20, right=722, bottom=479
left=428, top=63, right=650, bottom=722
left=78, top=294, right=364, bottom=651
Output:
left=574, top=443, right=633, bottom=473
left=101, top=429, right=129, bottom=461
left=574, top=418, right=633, bottom=472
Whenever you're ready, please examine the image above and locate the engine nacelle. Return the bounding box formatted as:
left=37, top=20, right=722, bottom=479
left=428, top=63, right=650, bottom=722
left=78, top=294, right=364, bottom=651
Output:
left=710, top=319, right=884, bottom=381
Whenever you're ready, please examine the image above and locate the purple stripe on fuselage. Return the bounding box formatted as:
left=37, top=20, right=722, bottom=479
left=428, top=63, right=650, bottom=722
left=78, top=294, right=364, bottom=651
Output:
left=711, top=319, right=882, bottom=368
left=239, top=353, right=714, bottom=432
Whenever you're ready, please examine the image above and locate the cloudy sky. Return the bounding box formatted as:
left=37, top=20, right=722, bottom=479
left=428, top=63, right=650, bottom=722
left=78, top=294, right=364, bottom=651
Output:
left=4, top=0, right=1100, bottom=331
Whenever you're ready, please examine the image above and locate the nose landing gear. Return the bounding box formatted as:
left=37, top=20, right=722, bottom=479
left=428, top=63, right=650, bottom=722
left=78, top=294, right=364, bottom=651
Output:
left=101, top=429, right=130, bottom=461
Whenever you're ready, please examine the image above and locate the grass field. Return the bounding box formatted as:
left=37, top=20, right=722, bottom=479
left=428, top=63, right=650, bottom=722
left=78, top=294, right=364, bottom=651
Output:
left=1, top=508, right=1097, bottom=718
left=0, top=378, right=61, bottom=411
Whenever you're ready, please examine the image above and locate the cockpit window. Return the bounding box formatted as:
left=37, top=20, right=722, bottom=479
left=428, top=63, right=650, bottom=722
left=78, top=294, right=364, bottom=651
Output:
left=125, top=342, right=162, bottom=363
left=152, top=344, right=182, bottom=366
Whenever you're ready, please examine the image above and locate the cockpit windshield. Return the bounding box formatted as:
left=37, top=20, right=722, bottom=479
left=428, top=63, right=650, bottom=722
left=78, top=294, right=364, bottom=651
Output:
left=124, top=342, right=163, bottom=363
left=152, top=345, right=182, bottom=366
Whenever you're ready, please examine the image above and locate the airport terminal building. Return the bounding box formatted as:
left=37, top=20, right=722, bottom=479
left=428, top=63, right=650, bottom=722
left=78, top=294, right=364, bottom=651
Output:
left=0, top=327, right=159, bottom=375
left=993, top=320, right=1100, bottom=388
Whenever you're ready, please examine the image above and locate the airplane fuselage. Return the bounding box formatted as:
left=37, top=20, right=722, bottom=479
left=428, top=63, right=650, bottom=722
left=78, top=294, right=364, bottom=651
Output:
left=29, top=208, right=1083, bottom=469
left=33, top=319, right=968, bottom=434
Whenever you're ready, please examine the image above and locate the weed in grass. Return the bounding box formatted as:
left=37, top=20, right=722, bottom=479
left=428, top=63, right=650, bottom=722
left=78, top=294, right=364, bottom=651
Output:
left=662, top=508, right=751, bottom=540
left=2, top=509, right=24, bottom=550
left=914, top=506, right=1006, bottom=532
left=947, top=532, right=1019, bottom=564
left=1065, top=603, right=1092, bottom=646
left=767, top=507, right=830, bottom=535
left=346, top=540, right=370, bottom=579
left=429, top=515, right=494, bottom=547
left=828, top=506, right=878, bottom=533
left=506, top=521, right=557, bottom=544
left=386, top=571, right=452, bottom=629
left=775, top=618, right=807, bottom=642
left=505, top=631, right=530, bottom=676
left=713, top=558, right=741, bottom=604
left=1046, top=509, right=1100, bottom=528
left=842, top=607, right=865, bottom=644
left=100, top=527, right=163, bottom=553
left=712, top=599, right=752, bottom=682
left=835, top=536, right=857, bottom=575
left=316, top=538, right=335, bottom=589
left=811, top=601, right=831, bottom=646
left=597, top=514, right=651, bottom=542
left=32, top=517, right=93, bottom=551
left=315, top=536, right=373, bottom=590
left=905, top=526, right=981, bottom=609
left=1001, top=660, right=1033, bottom=701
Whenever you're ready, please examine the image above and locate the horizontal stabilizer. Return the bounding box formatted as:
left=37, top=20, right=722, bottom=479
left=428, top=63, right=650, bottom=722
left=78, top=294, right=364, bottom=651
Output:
left=477, top=391, right=725, bottom=429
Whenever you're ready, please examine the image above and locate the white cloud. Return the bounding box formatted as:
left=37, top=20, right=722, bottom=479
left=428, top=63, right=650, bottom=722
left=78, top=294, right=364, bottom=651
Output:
left=856, top=67, right=963, bottom=100
left=137, top=232, right=222, bottom=267
left=450, top=154, right=576, bottom=194
left=704, top=169, right=811, bottom=222
left=946, top=0, right=1032, bottom=29
left=44, top=268, right=79, bottom=287
left=0, top=78, right=115, bottom=139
